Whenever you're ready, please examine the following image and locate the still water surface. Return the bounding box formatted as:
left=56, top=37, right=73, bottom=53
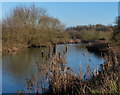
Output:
left=2, top=44, right=104, bottom=93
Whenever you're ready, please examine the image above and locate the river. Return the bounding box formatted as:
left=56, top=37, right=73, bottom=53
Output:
left=2, top=44, right=104, bottom=93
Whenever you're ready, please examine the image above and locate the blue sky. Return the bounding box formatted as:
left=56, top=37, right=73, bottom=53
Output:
left=2, top=2, right=118, bottom=27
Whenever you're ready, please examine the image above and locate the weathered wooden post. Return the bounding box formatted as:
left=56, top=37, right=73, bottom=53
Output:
left=48, top=53, right=50, bottom=58
left=52, top=44, right=56, bottom=56
left=47, top=45, right=51, bottom=58
left=42, top=50, right=44, bottom=58
left=46, top=55, right=48, bottom=60
left=65, top=45, right=68, bottom=53
left=58, top=52, right=60, bottom=60
left=48, top=45, right=51, bottom=53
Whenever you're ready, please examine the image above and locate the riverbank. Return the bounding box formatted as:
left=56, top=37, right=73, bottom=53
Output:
left=3, top=39, right=109, bottom=53
left=86, top=40, right=110, bottom=54
left=87, top=45, right=120, bottom=93
left=2, top=39, right=82, bottom=53
left=3, top=44, right=104, bottom=93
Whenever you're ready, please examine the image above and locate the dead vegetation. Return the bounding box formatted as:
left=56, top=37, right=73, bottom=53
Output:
left=17, top=44, right=120, bottom=94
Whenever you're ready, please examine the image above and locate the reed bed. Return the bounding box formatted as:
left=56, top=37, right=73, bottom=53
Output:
left=18, top=45, right=120, bottom=94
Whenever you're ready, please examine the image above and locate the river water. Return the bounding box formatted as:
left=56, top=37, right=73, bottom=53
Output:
left=2, top=44, right=104, bottom=93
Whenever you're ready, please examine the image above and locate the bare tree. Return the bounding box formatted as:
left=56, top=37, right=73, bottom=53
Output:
left=2, top=4, right=66, bottom=48
left=39, top=16, right=65, bottom=32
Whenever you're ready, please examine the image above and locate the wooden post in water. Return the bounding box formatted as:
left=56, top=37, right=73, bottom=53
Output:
left=46, top=55, right=48, bottom=60
left=48, top=45, right=51, bottom=53
left=42, top=50, right=44, bottom=58
left=48, top=45, right=51, bottom=58
left=58, top=52, right=61, bottom=60
left=53, top=44, right=56, bottom=56
left=48, top=53, right=50, bottom=58
left=65, top=45, right=68, bottom=53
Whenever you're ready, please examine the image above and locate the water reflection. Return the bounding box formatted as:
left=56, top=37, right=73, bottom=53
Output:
left=57, top=44, right=103, bottom=74
left=2, top=44, right=104, bottom=93
left=3, top=47, right=49, bottom=93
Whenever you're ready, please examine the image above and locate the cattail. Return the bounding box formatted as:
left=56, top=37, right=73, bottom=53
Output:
left=100, top=64, right=105, bottom=71
left=79, top=70, right=82, bottom=80
left=94, top=67, right=99, bottom=77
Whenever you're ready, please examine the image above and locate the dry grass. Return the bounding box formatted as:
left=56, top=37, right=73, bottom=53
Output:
left=18, top=45, right=120, bottom=94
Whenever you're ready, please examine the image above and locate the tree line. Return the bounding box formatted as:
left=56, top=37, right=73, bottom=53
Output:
left=2, top=4, right=119, bottom=50
left=2, top=5, right=69, bottom=49
left=112, top=16, right=120, bottom=45
left=66, top=24, right=114, bottom=41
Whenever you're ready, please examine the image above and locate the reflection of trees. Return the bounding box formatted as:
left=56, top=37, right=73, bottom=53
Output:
left=75, top=45, right=101, bottom=57
left=3, top=48, right=48, bottom=83
left=2, top=45, right=104, bottom=89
